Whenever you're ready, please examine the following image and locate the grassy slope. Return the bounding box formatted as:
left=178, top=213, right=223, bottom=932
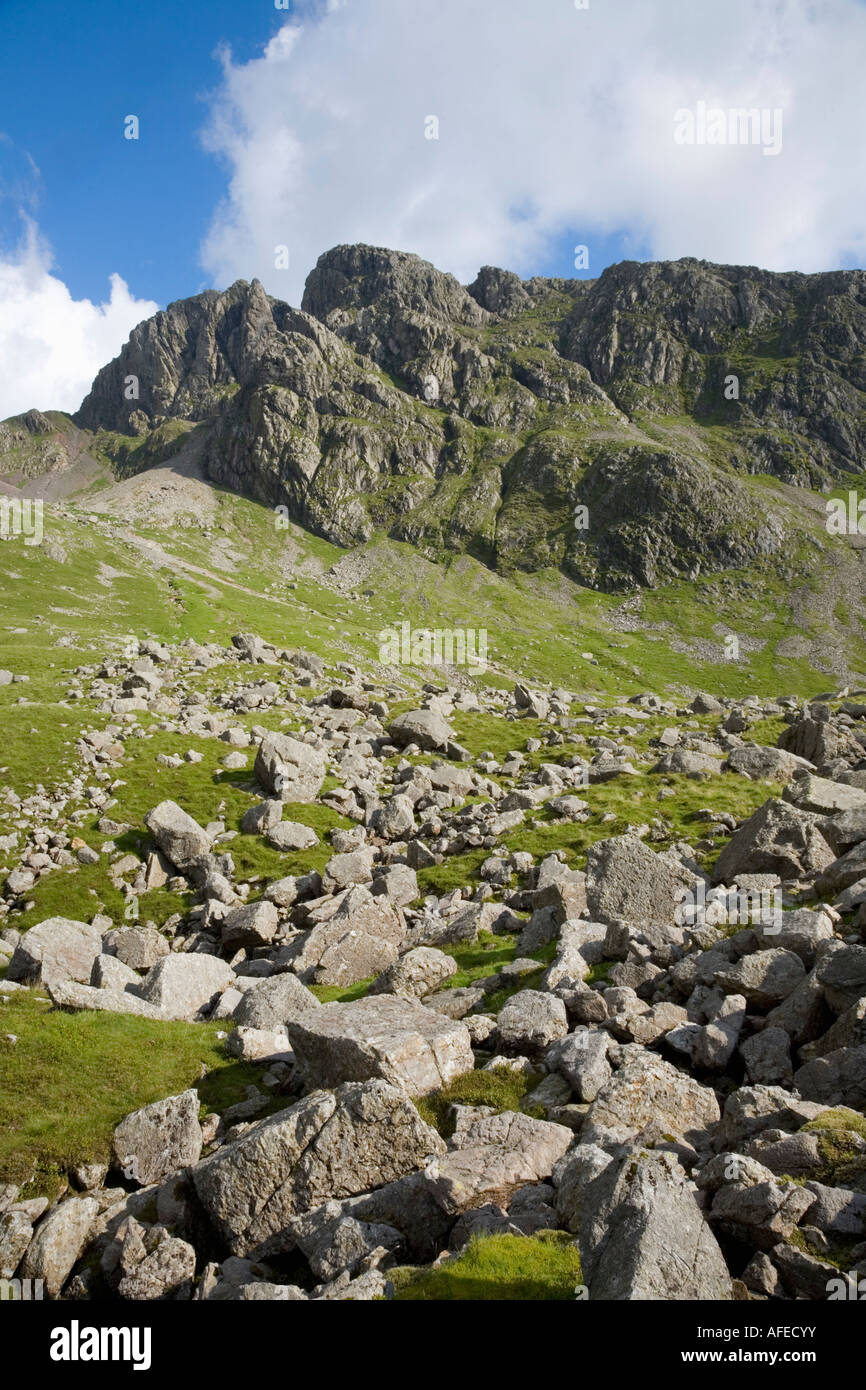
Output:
left=0, top=478, right=861, bottom=1238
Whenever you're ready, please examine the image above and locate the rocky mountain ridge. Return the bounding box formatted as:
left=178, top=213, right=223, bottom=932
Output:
left=52, top=244, right=866, bottom=592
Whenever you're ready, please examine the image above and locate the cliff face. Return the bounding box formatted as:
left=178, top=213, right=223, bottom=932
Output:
left=68, top=245, right=866, bottom=590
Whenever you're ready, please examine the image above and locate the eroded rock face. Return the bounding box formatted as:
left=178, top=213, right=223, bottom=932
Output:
left=286, top=995, right=474, bottom=1096
left=191, top=1080, right=445, bottom=1257
left=69, top=248, right=866, bottom=590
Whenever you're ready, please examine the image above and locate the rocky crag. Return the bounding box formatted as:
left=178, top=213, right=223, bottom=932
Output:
left=53, top=245, right=866, bottom=590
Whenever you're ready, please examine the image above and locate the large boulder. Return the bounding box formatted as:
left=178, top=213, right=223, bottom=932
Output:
left=7, top=917, right=102, bottom=989
left=191, top=1080, right=445, bottom=1257
left=582, top=1045, right=720, bottom=1147
left=428, top=1109, right=572, bottom=1213
left=815, top=944, right=866, bottom=1013
left=105, top=925, right=170, bottom=970
left=779, top=714, right=862, bottom=769
left=793, top=1044, right=866, bottom=1109
left=541, top=920, right=607, bottom=989
left=288, top=887, right=406, bottom=987
left=233, top=973, right=321, bottom=1030
left=726, top=746, right=812, bottom=783
left=286, top=995, right=473, bottom=1096
left=220, top=899, right=279, bottom=951
left=118, top=1233, right=197, bottom=1301
left=387, top=709, right=454, bottom=752
left=580, top=1150, right=731, bottom=1300
left=816, top=840, right=866, bottom=894
left=368, top=947, right=457, bottom=1000
left=112, top=1090, right=203, bottom=1186
left=144, top=801, right=212, bottom=873
left=46, top=980, right=168, bottom=1019
left=784, top=774, right=866, bottom=816
left=546, top=1031, right=612, bottom=1101
left=713, top=949, right=806, bottom=1009
left=712, top=799, right=835, bottom=884
left=0, top=1209, right=34, bottom=1279
left=585, top=835, right=697, bottom=932
left=254, top=733, right=326, bottom=802
left=496, top=990, right=569, bottom=1056
left=20, top=1197, right=99, bottom=1298
left=710, top=1175, right=816, bottom=1250
left=135, top=954, right=235, bottom=1020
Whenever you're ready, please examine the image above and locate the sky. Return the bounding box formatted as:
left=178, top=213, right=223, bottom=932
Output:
left=0, top=0, right=864, bottom=419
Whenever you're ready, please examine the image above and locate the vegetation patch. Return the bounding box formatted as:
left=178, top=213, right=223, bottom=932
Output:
left=390, top=1230, right=582, bottom=1300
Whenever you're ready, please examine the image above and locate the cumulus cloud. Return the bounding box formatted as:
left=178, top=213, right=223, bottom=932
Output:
left=200, top=0, right=866, bottom=305
left=0, top=220, right=158, bottom=421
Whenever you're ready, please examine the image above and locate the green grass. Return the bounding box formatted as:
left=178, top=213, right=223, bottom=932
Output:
left=390, top=1231, right=582, bottom=1300
left=415, top=1063, right=542, bottom=1138
left=0, top=991, right=270, bottom=1194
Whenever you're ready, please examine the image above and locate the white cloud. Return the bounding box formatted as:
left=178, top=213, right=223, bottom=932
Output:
left=200, top=0, right=866, bottom=306
left=0, top=220, right=158, bottom=421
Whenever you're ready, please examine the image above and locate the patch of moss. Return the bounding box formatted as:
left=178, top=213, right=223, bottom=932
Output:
left=389, top=1230, right=582, bottom=1301
left=415, top=1064, right=542, bottom=1138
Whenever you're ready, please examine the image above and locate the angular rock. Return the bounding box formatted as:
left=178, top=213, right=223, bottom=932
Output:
left=585, top=835, right=697, bottom=932
left=580, top=1150, right=731, bottom=1300
left=429, top=1109, right=572, bottom=1213
left=496, top=990, right=569, bottom=1057
left=387, top=709, right=454, bottom=752
left=112, top=1090, right=203, bottom=1187
left=582, top=1045, right=720, bottom=1148
left=221, top=899, right=280, bottom=951
left=545, top=1030, right=611, bottom=1101
left=289, top=887, right=405, bottom=987
left=712, top=798, right=835, bottom=884
left=368, top=947, right=457, bottom=1000
left=117, top=1234, right=196, bottom=1300
left=713, top=949, right=806, bottom=1009
left=254, top=733, right=326, bottom=802
left=7, top=916, right=103, bottom=990
left=286, top=994, right=473, bottom=1096
left=20, top=1197, right=99, bottom=1298
left=135, top=954, right=235, bottom=1021
left=233, top=973, right=320, bottom=1030
left=191, top=1080, right=445, bottom=1257
left=144, top=801, right=212, bottom=873
left=794, top=1044, right=866, bottom=1110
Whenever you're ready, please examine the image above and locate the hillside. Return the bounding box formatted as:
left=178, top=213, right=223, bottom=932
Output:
left=0, top=247, right=864, bottom=1306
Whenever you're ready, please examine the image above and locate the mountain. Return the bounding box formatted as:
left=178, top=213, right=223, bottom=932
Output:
left=2, top=244, right=866, bottom=694
left=2, top=248, right=866, bottom=1307
left=56, top=245, right=865, bottom=592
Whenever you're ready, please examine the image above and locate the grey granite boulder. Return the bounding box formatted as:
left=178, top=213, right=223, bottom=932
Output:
left=580, top=1150, right=731, bottom=1300
left=191, top=1080, right=445, bottom=1257
left=286, top=995, right=473, bottom=1096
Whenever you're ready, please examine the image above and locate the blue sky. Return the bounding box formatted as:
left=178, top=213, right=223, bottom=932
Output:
left=0, top=0, right=645, bottom=308
left=0, top=0, right=864, bottom=418
left=0, top=0, right=282, bottom=307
